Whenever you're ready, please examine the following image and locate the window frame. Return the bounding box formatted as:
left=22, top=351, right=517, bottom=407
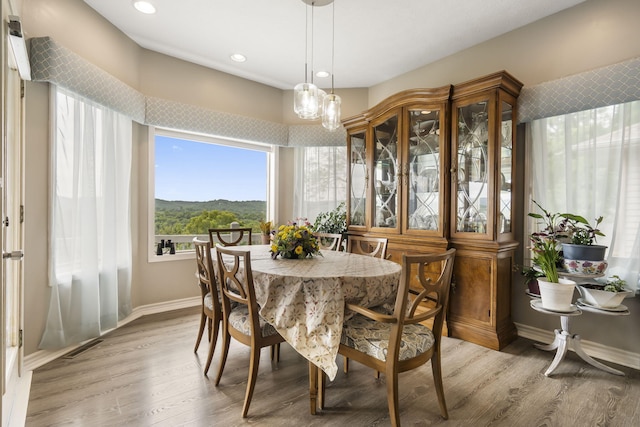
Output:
left=147, top=127, right=276, bottom=262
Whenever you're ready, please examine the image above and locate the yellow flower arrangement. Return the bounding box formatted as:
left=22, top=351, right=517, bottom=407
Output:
left=270, top=222, right=320, bottom=259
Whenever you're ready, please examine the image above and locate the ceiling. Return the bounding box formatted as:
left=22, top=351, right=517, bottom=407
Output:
left=83, top=0, right=586, bottom=90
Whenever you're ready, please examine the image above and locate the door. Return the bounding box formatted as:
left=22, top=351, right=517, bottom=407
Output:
left=2, top=8, right=26, bottom=400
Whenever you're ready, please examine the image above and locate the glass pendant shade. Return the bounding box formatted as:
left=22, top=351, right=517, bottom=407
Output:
left=322, top=93, right=341, bottom=131
left=294, top=82, right=319, bottom=119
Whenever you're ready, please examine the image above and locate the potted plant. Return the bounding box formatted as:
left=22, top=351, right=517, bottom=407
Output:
left=312, top=202, right=347, bottom=235
left=578, top=275, right=633, bottom=309
left=259, top=219, right=273, bottom=244
left=528, top=201, right=576, bottom=311
left=559, top=213, right=607, bottom=261
left=521, top=266, right=544, bottom=295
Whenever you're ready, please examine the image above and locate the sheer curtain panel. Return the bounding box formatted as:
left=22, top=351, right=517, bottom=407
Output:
left=529, top=100, right=640, bottom=293
left=293, top=146, right=347, bottom=221
left=40, top=87, right=133, bottom=349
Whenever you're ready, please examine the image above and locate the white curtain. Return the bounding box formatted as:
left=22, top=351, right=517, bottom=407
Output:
left=39, top=87, right=133, bottom=349
left=293, top=146, right=347, bottom=222
left=529, top=100, right=640, bottom=292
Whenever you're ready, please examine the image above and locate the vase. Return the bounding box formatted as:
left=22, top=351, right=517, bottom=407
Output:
left=561, top=243, right=607, bottom=261
left=261, top=234, right=271, bottom=245
left=537, top=277, right=576, bottom=312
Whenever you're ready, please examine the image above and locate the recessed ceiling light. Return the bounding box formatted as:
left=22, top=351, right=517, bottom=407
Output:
left=316, top=71, right=330, bottom=78
left=230, top=53, right=246, bottom=63
left=133, top=1, right=156, bottom=14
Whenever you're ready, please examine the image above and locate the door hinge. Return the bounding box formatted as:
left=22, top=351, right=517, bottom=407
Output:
left=19, top=329, right=23, bottom=347
left=20, top=205, right=24, bottom=223
left=21, top=80, right=25, bottom=98
left=3, top=216, right=8, bottom=227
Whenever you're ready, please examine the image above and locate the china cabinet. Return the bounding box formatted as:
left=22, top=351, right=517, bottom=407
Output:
left=343, top=71, right=523, bottom=350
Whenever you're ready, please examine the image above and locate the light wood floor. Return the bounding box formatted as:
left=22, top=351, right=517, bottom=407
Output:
left=26, top=307, right=639, bottom=426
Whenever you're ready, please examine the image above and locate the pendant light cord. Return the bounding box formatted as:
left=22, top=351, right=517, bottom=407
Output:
left=330, top=1, right=335, bottom=94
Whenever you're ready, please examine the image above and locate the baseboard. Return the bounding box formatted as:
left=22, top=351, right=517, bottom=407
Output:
left=515, top=322, right=640, bottom=370
left=23, top=296, right=199, bottom=372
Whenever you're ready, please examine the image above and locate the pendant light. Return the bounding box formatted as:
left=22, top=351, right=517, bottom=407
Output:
left=322, top=0, right=341, bottom=131
left=293, top=2, right=319, bottom=119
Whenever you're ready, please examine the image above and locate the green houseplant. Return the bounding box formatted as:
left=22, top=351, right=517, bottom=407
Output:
left=528, top=201, right=576, bottom=311
left=559, top=213, right=607, bottom=261
left=312, top=202, right=347, bottom=235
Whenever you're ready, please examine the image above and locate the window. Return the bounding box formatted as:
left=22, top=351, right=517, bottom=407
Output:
left=529, top=100, right=640, bottom=292
left=151, top=128, right=274, bottom=256
left=293, top=145, right=347, bottom=221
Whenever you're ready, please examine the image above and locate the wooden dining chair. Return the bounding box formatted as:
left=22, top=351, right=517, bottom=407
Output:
left=214, top=245, right=286, bottom=418
left=315, top=232, right=343, bottom=251
left=343, top=235, right=390, bottom=373
left=347, top=235, right=389, bottom=259
left=327, top=249, right=456, bottom=426
left=193, top=237, right=222, bottom=375
left=208, top=227, right=253, bottom=247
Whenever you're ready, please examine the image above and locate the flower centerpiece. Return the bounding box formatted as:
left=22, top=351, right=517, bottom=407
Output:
left=270, top=220, right=321, bottom=259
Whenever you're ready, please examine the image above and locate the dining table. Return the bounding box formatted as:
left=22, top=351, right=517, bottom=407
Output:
left=214, top=244, right=402, bottom=412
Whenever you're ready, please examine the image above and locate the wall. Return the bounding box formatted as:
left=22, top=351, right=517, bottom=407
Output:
left=19, top=0, right=640, bottom=360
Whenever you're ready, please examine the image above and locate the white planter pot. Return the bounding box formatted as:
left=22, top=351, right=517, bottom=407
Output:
left=538, top=277, right=576, bottom=311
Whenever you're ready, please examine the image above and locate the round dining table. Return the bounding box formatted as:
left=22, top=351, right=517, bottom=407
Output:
left=215, top=244, right=402, bottom=381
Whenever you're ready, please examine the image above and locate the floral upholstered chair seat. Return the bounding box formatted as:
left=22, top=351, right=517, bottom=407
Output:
left=228, top=305, right=279, bottom=337
left=341, top=314, right=435, bottom=361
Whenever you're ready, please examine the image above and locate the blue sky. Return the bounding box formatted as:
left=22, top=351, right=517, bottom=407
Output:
left=155, top=135, right=267, bottom=201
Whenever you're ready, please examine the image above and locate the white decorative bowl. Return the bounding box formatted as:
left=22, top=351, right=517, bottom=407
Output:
left=578, top=285, right=632, bottom=308
left=562, top=259, right=608, bottom=275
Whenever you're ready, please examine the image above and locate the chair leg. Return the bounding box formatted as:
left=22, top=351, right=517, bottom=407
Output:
left=204, top=319, right=220, bottom=375
left=270, top=343, right=280, bottom=363
left=343, top=356, right=349, bottom=373
left=386, top=367, right=400, bottom=427
left=431, top=352, right=449, bottom=419
left=214, top=329, right=231, bottom=384
left=242, top=345, right=261, bottom=418
left=194, top=312, right=206, bottom=352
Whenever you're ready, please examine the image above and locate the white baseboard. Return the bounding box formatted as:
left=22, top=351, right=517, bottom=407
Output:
left=515, top=322, right=640, bottom=370
left=24, top=296, right=199, bottom=372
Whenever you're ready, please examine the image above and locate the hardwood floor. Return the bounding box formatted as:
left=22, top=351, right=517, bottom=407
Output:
left=26, top=307, right=639, bottom=426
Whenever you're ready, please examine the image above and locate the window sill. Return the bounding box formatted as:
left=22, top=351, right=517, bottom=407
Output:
left=148, top=251, right=195, bottom=263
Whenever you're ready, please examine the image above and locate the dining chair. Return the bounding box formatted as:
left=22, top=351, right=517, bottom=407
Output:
left=208, top=227, right=253, bottom=247
left=214, top=245, right=286, bottom=418
left=315, top=232, right=343, bottom=251
left=328, top=248, right=456, bottom=426
left=343, top=235, right=390, bottom=373
left=346, top=235, right=388, bottom=259
left=193, top=237, right=222, bottom=375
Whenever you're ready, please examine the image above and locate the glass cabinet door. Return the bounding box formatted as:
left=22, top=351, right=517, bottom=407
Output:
left=372, top=113, right=399, bottom=230
left=499, top=101, right=514, bottom=234
left=349, top=131, right=367, bottom=227
left=406, top=108, right=442, bottom=232
left=454, top=100, right=489, bottom=235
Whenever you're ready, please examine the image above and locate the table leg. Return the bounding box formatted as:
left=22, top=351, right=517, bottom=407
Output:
left=309, top=362, right=318, bottom=415
left=572, top=335, right=625, bottom=376
left=542, top=329, right=570, bottom=376
left=318, top=368, right=326, bottom=410
left=534, top=328, right=561, bottom=352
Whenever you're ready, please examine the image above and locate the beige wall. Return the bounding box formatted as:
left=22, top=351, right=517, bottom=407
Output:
left=370, top=0, right=640, bottom=106
left=19, top=0, right=640, bottom=358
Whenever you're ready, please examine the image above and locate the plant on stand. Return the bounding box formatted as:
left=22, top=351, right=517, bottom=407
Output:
left=559, top=213, right=607, bottom=262
left=528, top=201, right=576, bottom=311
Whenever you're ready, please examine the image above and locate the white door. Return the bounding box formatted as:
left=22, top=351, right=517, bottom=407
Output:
left=2, top=6, right=26, bottom=404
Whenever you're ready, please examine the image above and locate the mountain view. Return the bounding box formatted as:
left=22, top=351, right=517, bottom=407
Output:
left=155, top=199, right=267, bottom=235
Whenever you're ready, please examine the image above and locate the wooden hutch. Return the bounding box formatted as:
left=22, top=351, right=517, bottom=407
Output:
left=343, top=71, right=523, bottom=350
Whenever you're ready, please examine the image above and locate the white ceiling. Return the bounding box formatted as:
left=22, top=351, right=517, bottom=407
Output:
left=83, top=0, right=586, bottom=90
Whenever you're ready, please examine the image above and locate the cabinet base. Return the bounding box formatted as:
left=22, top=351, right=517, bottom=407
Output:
left=447, top=320, right=517, bottom=351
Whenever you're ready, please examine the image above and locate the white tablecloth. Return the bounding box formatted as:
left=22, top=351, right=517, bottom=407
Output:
left=216, top=245, right=401, bottom=380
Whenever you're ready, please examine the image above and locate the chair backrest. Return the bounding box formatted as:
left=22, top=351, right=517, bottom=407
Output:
left=315, top=232, right=343, bottom=251
left=193, top=237, right=221, bottom=313
left=394, top=249, right=456, bottom=340
left=214, top=245, right=260, bottom=329
left=208, top=227, right=253, bottom=247
left=346, top=235, right=388, bottom=259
